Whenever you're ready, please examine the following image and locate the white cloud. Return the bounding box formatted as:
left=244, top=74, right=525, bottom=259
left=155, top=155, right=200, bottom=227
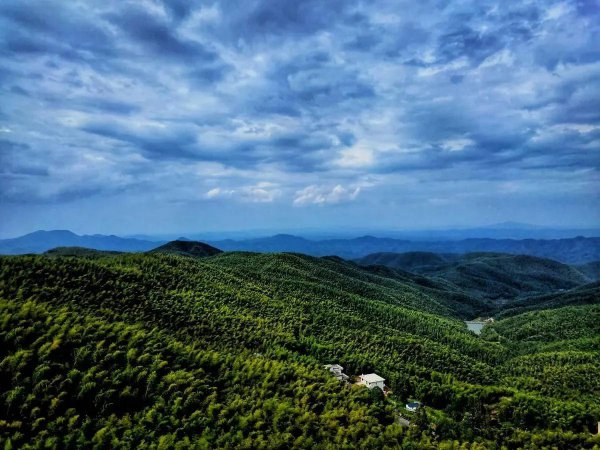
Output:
left=204, top=187, right=224, bottom=199
left=293, top=184, right=361, bottom=206
left=203, top=182, right=280, bottom=203
left=335, top=146, right=375, bottom=168
left=441, top=138, right=474, bottom=152
left=239, top=182, right=281, bottom=203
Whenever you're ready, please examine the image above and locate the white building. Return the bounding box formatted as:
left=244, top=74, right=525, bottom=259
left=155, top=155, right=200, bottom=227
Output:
left=359, top=373, right=385, bottom=390
left=324, top=364, right=349, bottom=382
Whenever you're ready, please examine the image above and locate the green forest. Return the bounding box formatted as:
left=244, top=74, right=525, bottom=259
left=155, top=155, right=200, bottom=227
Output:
left=1, top=248, right=599, bottom=449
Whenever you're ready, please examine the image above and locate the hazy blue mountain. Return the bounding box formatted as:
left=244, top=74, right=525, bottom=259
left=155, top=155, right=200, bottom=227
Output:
left=351, top=223, right=600, bottom=240
left=3, top=230, right=600, bottom=263
left=209, top=235, right=600, bottom=264
left=123, top=223, right=600, bottom=242
left=0, top=230, right=161, bottom=254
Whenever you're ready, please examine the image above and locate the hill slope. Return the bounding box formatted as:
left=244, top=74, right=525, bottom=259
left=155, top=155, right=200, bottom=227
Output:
left=496, top=282, right=600, bottom=318
left=576, top=261, right=600, bottom=281
left=357, top=252, right=588, bottom=301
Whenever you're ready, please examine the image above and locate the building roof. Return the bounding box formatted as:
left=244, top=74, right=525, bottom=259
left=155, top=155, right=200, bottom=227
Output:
left=361, top=373, right=385, bottom=383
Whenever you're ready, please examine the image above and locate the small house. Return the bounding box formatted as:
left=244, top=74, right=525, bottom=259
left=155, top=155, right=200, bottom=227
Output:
left=406, top=401, right=421, bottom=412
left=324, top=364, right=349, bottom=382
left=359, top=373, right=385, bottom=390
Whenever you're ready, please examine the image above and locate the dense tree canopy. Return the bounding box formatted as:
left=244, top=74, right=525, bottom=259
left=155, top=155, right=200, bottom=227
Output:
left=0, top=251, right=599, bottom=448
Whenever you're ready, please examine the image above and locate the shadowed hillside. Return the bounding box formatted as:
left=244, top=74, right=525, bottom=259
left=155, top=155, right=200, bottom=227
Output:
left=149, top=240, right=222, bottom=258
left=357, top=252, right=589, bottom=301
left=44, top=246, right=123, bottom=257
left=576, top=261, right=600, bottom=281
left=496, top=282, right=600, bottom=318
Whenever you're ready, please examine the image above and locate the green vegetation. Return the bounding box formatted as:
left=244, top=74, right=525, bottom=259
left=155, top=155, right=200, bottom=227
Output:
left=358, top=252, right=589, bottom=301
left=1, top=247, right=599, bottom=448
left=497, top=282, right=600, bottom=318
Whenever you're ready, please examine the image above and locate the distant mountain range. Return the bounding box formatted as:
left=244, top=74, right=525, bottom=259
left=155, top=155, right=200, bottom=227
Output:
left=1, top=229, right=600, bottom=264
left=0, top=230, right=161, bottom=254
left=209, top=234, right=600, bottom=264
left=126, top=222, right=600, bottom=241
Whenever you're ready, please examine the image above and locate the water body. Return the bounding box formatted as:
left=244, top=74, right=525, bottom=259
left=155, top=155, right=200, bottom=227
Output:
left=465, top=321, right=485, bottom=335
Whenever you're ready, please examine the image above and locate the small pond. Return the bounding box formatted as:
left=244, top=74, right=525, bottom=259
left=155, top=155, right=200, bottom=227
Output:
left=465, top=321, right=485, bottom=335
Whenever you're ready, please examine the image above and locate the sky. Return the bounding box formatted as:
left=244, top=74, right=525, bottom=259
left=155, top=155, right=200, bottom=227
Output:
left=0, top=0, right=599, bottom=237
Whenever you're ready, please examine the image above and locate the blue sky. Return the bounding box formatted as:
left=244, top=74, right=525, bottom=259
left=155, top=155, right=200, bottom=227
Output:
left=1, top=0, right=599, bottom=236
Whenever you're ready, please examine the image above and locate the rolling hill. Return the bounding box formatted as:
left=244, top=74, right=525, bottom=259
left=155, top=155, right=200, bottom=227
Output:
left=496, top=282, right=600, bottom=318
left=357, top=252, right=589, bottom=301
left=355, top=251, right=455, bottom=272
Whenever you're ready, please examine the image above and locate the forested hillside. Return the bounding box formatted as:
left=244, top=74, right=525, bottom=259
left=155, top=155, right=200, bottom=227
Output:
left=577, top=261, right=600, bottom=281
left=497, top=282, right=600, bottom=318
left=357, top=252, right=589, bottom=301
left=1, top=249, right=599, bottom=448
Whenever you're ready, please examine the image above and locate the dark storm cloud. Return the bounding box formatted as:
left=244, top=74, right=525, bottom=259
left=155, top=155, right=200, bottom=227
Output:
left=0, top=1, right=118, bottom=64
left=0, top=0, right=598, bottom=231
left=81, top=122, right=200, bottom=160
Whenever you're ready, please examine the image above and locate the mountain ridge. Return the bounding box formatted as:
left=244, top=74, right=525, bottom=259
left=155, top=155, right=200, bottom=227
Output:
left=2, top=230, right=600, bottom=264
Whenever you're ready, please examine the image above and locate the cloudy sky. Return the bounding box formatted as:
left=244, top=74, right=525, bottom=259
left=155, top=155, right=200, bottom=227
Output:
left=1, top=0, right=599, bottom=237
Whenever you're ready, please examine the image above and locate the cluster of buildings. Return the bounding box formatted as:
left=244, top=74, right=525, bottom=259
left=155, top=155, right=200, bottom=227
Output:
left=325, top=364, right=422, bottom=413
left=324, top=364, right=349, bottom=382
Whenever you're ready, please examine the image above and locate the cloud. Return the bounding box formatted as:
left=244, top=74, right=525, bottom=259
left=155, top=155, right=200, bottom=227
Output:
left=0, top=0, right=598, bottom=231
left=203, top=182, right=281, bottom=203
left=293, top=184, right=361, bottom=206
